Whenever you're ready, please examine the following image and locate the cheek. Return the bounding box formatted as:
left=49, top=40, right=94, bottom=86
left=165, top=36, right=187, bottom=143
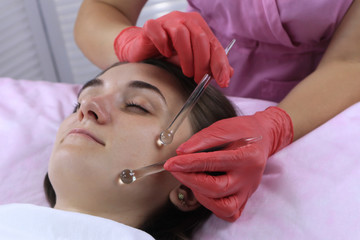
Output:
left=52, top=114, right=81, bottom=147
left=108, top=119, right=191, bottom=172
left=116, top=122, right=194, bottom=207
left=108, top=119, right=167, bottom=170
left=49, top=116, right=74, bottom=166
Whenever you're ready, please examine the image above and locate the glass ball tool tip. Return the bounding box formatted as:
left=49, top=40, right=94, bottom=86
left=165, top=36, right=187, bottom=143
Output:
left=118, top=169, right=136, bottom=184
left=157, top=39, right=236, bottom=147
left=118, top=161, right=166, bottom=185
left=121, top=136, right=260, bottom=185
left=157, top=130, right=174, bottom=146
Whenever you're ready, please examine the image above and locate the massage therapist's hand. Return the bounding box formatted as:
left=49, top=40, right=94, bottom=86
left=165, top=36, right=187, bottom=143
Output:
left=164, top=107, right=294, bottom=222
left=114, top=11, right=233, bottom=87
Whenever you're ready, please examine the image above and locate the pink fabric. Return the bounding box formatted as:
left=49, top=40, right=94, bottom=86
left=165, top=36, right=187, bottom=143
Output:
left=0, top=78, right=81, bottom=206
left=187, top=0, right=353, bottom=101
left=1, top=78, right=360, bottom=238
left=195, top=98, right=360, bottom=239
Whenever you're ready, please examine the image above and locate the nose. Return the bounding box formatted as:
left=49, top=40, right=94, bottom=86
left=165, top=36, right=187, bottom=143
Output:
left=78, top=96, right=111, bottom=124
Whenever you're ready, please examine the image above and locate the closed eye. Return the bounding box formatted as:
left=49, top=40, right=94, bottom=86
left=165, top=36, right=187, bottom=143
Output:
left=126, top=102, right=150, bottom=114
left=73, top=102, right=81, bottom=113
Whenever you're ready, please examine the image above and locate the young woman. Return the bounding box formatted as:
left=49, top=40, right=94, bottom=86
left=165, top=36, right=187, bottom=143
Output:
left=37, top=59, right=237, bottom=239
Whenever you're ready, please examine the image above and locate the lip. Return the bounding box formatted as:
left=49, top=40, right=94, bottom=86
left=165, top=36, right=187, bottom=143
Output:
left=67, top=128, right=105, bottom=146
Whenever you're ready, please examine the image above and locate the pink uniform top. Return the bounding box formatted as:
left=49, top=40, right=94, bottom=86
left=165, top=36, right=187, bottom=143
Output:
left=187, top=0, right=353, bottom=102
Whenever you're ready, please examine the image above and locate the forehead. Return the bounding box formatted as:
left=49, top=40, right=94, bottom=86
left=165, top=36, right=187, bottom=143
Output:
left=98, top=62, right=186, bottom=110
left=102, top=63, right=182, bottom=93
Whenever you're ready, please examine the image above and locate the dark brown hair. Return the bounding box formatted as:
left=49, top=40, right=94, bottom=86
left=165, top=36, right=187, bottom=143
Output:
left=44, top=59, right=237, bottom=240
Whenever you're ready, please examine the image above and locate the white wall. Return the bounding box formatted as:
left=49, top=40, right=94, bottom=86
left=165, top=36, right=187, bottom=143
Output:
left=0, top=0, right=187, bottom=84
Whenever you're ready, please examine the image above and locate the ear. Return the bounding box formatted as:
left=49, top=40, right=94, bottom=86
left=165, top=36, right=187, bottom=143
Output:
left=169, top=185, right=201, bottom=212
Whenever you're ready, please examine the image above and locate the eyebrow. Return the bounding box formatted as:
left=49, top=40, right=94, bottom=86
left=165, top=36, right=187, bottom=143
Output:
left=128, top=80, right=167, bottom=104
left=78, top=78, right=103, bottom=98
left=78, top=78, right=167, bottom=104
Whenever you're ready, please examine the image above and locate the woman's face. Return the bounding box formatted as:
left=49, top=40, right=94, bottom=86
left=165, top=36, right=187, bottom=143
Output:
left=48, top=63, right=193, bottom=225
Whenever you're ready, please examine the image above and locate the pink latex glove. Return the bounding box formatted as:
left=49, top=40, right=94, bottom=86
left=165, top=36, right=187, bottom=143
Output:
left=164, top=107, right=294, bottom=222
left=114, top=11, right=233, bottom=87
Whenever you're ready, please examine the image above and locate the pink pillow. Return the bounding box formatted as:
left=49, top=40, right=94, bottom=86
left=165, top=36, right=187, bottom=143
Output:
left=0, top=78, right=81, bottom=206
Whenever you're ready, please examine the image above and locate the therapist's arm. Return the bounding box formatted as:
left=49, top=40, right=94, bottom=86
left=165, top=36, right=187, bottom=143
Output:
left=74, top=0, right=147, bottom=69
left=278, top=0, right=360, bottom=140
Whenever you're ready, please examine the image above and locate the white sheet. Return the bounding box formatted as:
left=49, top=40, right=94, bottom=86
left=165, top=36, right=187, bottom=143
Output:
left=0, top=204, right=154, bottom=240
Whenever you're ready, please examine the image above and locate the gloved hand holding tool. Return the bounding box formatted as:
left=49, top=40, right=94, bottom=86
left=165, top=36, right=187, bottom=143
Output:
left=114, top=11, right=233, bottom=87
left=164, top=106, right=294, bottom=222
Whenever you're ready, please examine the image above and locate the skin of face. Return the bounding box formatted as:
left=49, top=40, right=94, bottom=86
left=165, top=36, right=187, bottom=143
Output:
left=48, top=63, right=194, bottom=227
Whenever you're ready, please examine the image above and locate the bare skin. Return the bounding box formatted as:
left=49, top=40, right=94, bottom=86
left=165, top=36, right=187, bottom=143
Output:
left=74, top=0, right=147, bottom=69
